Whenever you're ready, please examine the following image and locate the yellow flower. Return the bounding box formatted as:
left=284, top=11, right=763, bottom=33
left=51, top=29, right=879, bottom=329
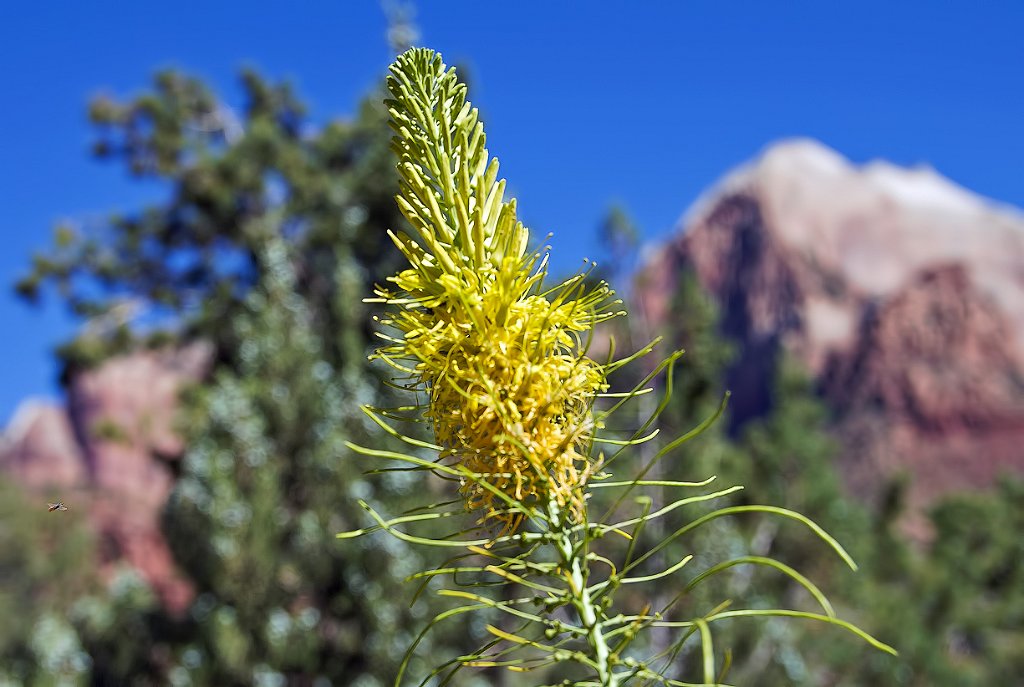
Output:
left=371, top=48, right=621, bottom=530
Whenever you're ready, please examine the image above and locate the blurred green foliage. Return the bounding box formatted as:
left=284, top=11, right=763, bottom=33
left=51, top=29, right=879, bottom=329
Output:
left=159, top=235, right=441, bottom=685
left=642, top=255, right=1024, bottom=686
left=18, top=68, right=404, bottom=375
left=0, top=481, right=96, bottom=685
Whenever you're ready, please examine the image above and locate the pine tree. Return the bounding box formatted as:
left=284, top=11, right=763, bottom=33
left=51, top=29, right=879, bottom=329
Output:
left=650, top=270, right=888, bottom=684
left=160, top=236, right=452, bottom=685
left=15, top=68, right=475, bottom=685
left=17, top=69, right=405, bottom=375
left=0, top=478, right=97, bottom=686
left=653, top=267, right=1024, bottom=686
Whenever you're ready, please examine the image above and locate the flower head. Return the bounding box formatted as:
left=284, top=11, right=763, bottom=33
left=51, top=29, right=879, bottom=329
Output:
left=372, top=48, right=621, bottom=529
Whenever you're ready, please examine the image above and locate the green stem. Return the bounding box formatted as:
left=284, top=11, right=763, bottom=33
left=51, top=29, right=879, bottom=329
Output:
left=548, top=501, right=621, bottom=687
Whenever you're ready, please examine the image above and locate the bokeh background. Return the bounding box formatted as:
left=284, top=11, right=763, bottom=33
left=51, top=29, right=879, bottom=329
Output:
left=1, top=2, right=1022, bottom=685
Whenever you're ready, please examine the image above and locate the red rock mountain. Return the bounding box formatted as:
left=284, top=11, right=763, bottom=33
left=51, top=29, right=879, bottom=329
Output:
left=636, top=139, right=1024, bottom=515
left=0, top=344, right=211, bottom=613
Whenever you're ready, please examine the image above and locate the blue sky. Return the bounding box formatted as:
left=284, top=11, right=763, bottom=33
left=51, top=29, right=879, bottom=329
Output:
left=1, top=1, right=1022, bottom=424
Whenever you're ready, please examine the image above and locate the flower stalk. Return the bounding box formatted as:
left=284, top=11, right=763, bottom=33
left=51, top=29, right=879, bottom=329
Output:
left=339, top=46, right=895, bottom=686
left=548, top=500, right=620, bottom=687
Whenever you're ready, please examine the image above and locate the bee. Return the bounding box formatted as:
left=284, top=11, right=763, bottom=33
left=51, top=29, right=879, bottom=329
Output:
left=47, top=501, right=69, bottom=512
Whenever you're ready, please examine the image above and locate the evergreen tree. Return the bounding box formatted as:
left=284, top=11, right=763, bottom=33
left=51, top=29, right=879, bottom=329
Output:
left=17, top=69, right=404, bottom=374
left=831, top=477, right=1024, bottom=687
left=0, top=479, right=96, bottom=686
left=15, top=68, right=476, bottom=685
left=689, top=360, right=883, bottom=686
left=653, top=265, right=1024, bottom=686
left=593, top=204, right=641, bottom=293
left=160, top=236, right=448, bottom=685
left=653, top=272, right=894, bottom=684
left=922, top=478, right=1024, bottom=684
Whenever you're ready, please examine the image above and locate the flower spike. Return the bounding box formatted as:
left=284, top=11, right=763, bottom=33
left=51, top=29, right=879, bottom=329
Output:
left=372, top=48, right=621, bottom=528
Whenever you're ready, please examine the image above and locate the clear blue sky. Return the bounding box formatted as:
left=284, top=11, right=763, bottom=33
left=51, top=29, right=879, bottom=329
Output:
left=1, top=1, right=1022, bottom=424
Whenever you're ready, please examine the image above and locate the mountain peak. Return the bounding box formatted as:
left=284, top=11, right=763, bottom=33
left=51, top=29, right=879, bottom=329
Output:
left=640, top=140, right=1024, bottom=511
left=757, top=137, right=852, bottom=179
left=684, top=139, right=1024, bottom=331
left=717, top=138, right=1013, bottom=221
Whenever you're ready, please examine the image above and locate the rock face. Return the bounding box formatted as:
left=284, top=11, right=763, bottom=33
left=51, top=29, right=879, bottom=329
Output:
left=0, top=344, right=212, bottom=613
left=1, top=402, right=89, bottom=489
left=637, top=139, right=1024, bottom=512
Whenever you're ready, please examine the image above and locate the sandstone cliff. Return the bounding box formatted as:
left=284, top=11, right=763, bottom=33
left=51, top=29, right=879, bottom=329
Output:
left=0, top=344, right=211, bottom=613
left=636, top=139, right=1024, bottom=513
